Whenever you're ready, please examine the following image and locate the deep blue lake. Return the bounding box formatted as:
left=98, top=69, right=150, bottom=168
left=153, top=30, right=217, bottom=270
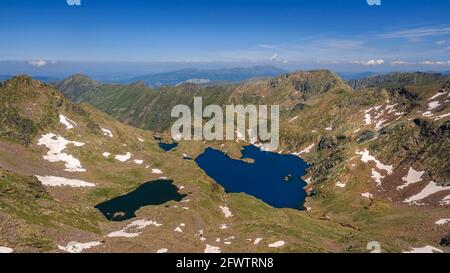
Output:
left=195, top=145, right=308, bottom=210
left=158, top=142, right=178, bottom=152
left=95, top=180, right=187, bottom=221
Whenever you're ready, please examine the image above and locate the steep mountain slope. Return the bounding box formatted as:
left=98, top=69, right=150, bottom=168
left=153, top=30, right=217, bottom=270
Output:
left=2, top=72, right=449, bottom=253
left=56, top=74, right=100, bottom=103
left=58, top=70, right=351, bottom=132
left=55, top=70, right=450, bottom=252
left=0, top=76, right=372, bottom=253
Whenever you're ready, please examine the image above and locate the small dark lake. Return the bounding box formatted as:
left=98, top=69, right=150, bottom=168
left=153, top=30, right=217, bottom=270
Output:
left=154, top=136, right=178, bottom=152
left=158, top=142, right=178, bottom=152
left=195, top=145, right=308, bottom=210
left=95, top=180, right=187, bottom=221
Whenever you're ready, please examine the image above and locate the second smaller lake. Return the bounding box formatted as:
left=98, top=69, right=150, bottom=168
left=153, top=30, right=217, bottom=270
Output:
left=95, top=180, right=187, bottom=221
left=158, top=142, right=178, bottom=152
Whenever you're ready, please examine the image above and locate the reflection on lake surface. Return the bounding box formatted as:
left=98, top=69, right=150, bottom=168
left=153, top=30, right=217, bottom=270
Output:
left=195, top=145, right=308, bottom=210
left=95, top=180, right=187, bottom=221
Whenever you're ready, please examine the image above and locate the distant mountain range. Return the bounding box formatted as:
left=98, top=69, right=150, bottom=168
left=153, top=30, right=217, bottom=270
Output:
left=123, top=65, right=287, bottom=86
left=0, top=75, right=61, bottom=83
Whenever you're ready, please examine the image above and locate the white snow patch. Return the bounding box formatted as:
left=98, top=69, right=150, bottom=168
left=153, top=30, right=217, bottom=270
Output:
left=427, top=101, right=441, bottom=111
left=433, top=113, right=450, bottom=120
left=59, top=115, right=76, bottom=130
left=404, top=181, right=450, bottom=205
left=268, top=241, right=285, bottom=248
left=101, top=128, right=113, bottom=138
left=115, top=152, right=132, bottom=162
left=102, top=152, right=111, bottom=158
left=336, top=181, right=346, bottom=188
left=108, top=220, right=161, bottom=238
left=441, top=195, right=450, bottom=205
left=174, top=227, right=183, bottom=233
left=220, top=224, right=228, bottom=230
left=364, top=113, right=372, bottom=125
left=219, top=206, right=233, bottom=218
left=304, top=177, right=312, bottom=184
left=131, top=219, right=162, bottom=229
left=423, top=111, right=434, bottom=117
left=254, top=238, right=263, bottom=245
left=58, top=241, right=101, bottom=253
left=107, top=219, right=162, bottom=238
left=403, top=246, right=443, bottom=253
left=107, top=230, right=141, bottom=238
left=371, top=169, right=384, bottom=187
left=356, top=149, right=393, bottom=175
left=38, top=133, right=86, bottom=172
left=156, top=248, right=168, bottom=253
left=375, top=119, right=387, bottom=130
left=428, top=91, right=447, bottom=101
left=35, top=175, right=95, bottom=188
left=137, top=137, right=144, bottom=142
left=397, top=168, right=424, bottom=190
left=293, top=144, right=315, bottom=155
left=361, top=192, right=374, bottom=199
left=204, top=244, right=221, bottom=253
left=325, top=126, right=333, bottom=131
left=152, top=168, right=163, bottom=174
left=435, top=219, right=450, bottom=226
left=0, top=246, right=13, bottom=253
left=133, top=159, right=143, bottom=165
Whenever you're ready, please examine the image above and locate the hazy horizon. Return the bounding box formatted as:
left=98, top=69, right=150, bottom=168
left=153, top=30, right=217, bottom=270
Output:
left=1, top=0, right=450, bottom=78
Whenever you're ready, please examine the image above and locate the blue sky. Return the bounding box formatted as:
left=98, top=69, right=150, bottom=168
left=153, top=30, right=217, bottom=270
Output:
left=0, top=0, right=449, bottom=75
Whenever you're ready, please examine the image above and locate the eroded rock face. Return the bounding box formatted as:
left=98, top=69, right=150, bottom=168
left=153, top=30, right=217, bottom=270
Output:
left=356, top=130, right=376, bottom=144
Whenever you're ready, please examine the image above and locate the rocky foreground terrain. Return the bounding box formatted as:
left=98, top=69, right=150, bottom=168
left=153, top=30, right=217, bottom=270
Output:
left=0, top=71, right=449, bottom=253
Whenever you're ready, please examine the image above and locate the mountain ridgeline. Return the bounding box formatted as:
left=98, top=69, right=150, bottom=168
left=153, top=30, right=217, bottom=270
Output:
left=56, top=70, right=350, bottom=131
left=124, top=65, right=287, bottom=87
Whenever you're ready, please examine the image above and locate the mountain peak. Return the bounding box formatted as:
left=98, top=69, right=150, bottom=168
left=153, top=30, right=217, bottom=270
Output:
left=269, top=69, right=350, bottom=100
left=56, top=74, right=100, bottom=103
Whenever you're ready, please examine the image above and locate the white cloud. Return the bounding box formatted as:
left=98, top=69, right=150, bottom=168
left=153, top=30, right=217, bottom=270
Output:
left=436, top=40, right=446, bottom=45
left=446, top=47, right=450, bottom=51
left=28, top=59, right=47, bottom=68
left=351, top=59, right=385, bottom=66
left=257, top=44, right=276, bottom=49
left=380, top=26, right=450, bottom=39
left=367, top=59, right=385, bottom=65
left=420, top=61, right=446, bottom=65
left=322, top=39, right=364, bottom=50
left=391, top=60, right=409, bottom=65
left=269, top=54, right=278, bottom=61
